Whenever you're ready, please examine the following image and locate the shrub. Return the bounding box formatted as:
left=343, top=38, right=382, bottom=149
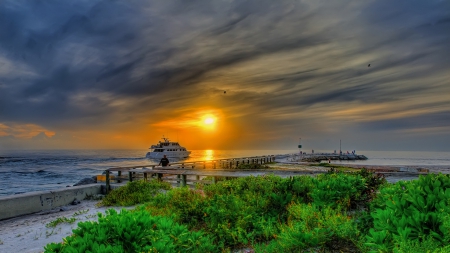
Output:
left=64, top=173, right=394, bottom=252
left=146, top=176, right=291, bottom=249
left=148, top=187, right=208, bottom=227
left=310, top=172, right=367, bottom=210
left=99, top=179, right=171, bottom=206
left=261, top=203, right=359, bottom=252
left=356, top=168, right=387, bottom=199
left=44, top=208, right=217, bottom=253
left=290, top=175, right=315, bottom=203
left=365, top=174, right=450, bottom=252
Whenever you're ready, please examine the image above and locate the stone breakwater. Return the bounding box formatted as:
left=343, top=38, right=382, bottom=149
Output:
left=294, top=154, right=368, bottom=162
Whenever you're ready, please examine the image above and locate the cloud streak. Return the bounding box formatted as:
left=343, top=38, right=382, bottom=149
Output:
left=1, top=0, right=449, bottom=150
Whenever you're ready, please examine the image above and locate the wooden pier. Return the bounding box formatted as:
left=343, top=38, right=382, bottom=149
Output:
left=104, top=155, right=276, bottom=193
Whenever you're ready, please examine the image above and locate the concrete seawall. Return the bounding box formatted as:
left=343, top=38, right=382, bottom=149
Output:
left=0, top=184, right=102, bottom=220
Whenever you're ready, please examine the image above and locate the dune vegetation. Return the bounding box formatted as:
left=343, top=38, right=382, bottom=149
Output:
left=45, top=170, right=450, bottom=253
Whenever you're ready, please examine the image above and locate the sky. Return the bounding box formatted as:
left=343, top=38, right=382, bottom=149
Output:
left=0, top=0, right=449, bottom=151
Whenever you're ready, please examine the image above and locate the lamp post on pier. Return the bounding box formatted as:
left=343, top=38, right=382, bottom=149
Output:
left=298, top=138, right=302, bottom=161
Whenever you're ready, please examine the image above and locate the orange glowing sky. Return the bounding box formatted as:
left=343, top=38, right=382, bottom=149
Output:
left=1, top=1, right=450, bottom=151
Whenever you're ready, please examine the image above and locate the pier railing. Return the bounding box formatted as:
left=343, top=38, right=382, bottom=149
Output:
left=104, top=155, right=276, bottom=193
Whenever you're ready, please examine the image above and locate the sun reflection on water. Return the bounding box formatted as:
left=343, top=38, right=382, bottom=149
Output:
left=203, top=149, right=214, bottom=161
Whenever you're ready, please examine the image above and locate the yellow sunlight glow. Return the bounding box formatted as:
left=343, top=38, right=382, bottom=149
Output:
left=200, top=114, right=217, bottom=130
left=152, top=108, right=221, bottom=132
left=204, top=117, right=215, bottom=125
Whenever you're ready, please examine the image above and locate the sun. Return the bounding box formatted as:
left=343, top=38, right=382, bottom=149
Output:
left=196, top=111, right=220, bottom=130
left=204, top=117, right=215, bottom=125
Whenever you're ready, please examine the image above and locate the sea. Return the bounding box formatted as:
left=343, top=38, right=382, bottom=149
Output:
left=0, top=149, right=449, bottom=196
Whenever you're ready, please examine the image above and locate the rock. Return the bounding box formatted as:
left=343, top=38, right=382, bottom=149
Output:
left=70, top=198, right=81, bottom=205
left=73, top=177, right=97, bottom=186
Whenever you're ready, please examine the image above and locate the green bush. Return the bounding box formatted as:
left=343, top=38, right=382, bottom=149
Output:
left=144, top=176, right=297, bottom=248
left=255, top=203, right=359, bottom=252
left=143, top=173, right=386, bottom=250
left=356, top=168, right=387, bottom=196
left=365, top=174, right=450, bottom=252
left=392, top=236, right=444, bottom=253
left=148, top=187, right=208, bottom=227
left=311, top=172, right=367, bottom=210
left=202, top=176, right=292, bottom=220
left=44, top=208, right=217, bottom=253
left=99, top=179, right=172, bottom=206
left=204, top=194, right=257, bottom=246
left=45, top=172, right=401, bottom=252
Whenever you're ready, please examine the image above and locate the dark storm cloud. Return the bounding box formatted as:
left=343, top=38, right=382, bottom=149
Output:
left=0, top=0, right=325, bottom=125
left=0, top=0, right=450, bottom=149
left=359, top=111, right=450, bottom=132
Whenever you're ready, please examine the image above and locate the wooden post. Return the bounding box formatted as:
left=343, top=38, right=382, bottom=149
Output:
left=117, top=170, right=122, bottom=183
left=129, top=171, right=133, bottom=182
left=144, top=173, right=148, bottom=181
left=181, top=174, right=187, bottom=187
left=177, top=175, right=181, bottom=187
left=105, top=170, right=110, bottom=194
left=157, top=173, right=162, bottom=180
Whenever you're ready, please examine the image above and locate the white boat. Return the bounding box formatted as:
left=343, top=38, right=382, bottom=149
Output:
left=145, top=137, right=191, bottom=159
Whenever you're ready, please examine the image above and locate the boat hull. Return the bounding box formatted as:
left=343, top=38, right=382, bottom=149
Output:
left=146, top=151, right=191, bottom=159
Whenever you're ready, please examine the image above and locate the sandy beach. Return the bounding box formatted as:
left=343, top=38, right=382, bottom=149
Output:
left=0, top=200, right=131, bottom=253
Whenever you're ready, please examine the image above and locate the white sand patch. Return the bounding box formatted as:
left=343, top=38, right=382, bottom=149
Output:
left=0, top=200, right=134, bottom=253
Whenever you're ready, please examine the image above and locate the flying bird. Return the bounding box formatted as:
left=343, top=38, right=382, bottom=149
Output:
left=368, top=64, right=371, bottom=67
left=224, top=91, right=226, bottom=94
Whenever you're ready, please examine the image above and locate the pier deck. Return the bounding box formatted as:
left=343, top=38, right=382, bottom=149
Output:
left=104, top=155, right=277, bottom=193
left=102, top=154, right=371, bottom=193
